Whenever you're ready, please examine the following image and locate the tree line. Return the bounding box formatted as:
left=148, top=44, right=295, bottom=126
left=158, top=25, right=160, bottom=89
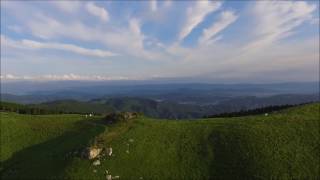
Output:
left=203, top=103, right=309, bottom=118
left=0, top=101, right=64, bottom=115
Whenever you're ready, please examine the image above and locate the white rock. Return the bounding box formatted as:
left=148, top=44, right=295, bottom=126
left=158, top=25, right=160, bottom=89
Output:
left=108, top=147, right=113, bottom=156
left=106, top=175, right=112, bottom=180
left=84, top=147, right=102, bottom=159
left=92, top=159, right=101, bottom=166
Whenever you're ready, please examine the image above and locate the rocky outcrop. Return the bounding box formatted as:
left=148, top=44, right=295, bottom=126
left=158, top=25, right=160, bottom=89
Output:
left=82, top=147, right=102, bottom=159
left=104, top=112, right=139, bottom=123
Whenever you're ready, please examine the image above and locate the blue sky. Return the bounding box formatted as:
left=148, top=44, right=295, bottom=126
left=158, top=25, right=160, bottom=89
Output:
left=0, top=0, right=319, bottom=82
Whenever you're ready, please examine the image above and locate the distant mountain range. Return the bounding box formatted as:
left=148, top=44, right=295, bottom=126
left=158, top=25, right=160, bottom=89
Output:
left=6, top=94, right=315, bottom=119
left=1, top=82, right=318, bottom=119
left=1, top=81, right=318, bottom=104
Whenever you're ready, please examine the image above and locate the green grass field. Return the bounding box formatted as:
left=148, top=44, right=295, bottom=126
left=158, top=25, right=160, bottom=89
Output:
left=1, top=103, right=319, bottom=179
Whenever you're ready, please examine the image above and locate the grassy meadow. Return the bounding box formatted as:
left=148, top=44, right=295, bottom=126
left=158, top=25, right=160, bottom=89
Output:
left=1, top=103, right=319, bottom=179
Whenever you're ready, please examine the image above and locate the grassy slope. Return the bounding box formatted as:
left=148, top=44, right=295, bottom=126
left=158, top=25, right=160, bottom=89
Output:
left=1, top=103, right=319, bottom=179
left=0, top=113, right=105, bottom=179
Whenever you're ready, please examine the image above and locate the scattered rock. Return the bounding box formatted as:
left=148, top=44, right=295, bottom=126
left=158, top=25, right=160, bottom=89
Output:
left=126, top=150, right=130, bottom=154
left=93, top=169, right=97, bottom=173
left=92, top=160, right=101, bottom=166
left=139, top=177, right=143, bottom=179
left=129, top=138, right=134, bottom=143
left=113, top=175, right=120, bottom=179
left=265, top=113, right=269, bottom=116
left=106, top=175, right=112, bottom=180
left=108, top=147, right=113, bottom=156
left=105, top=170, right=109, bottom=174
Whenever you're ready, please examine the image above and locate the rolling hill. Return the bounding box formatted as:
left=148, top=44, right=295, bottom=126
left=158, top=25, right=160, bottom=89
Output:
left=1, top=103, right=319, bottom=179
left=25, top=93, right=320, bottom=119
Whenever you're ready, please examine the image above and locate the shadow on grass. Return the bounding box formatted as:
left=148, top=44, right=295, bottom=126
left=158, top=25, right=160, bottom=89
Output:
left=207, top=124, right=257, bottom=179
left=0, top=120, right=105, bottom=179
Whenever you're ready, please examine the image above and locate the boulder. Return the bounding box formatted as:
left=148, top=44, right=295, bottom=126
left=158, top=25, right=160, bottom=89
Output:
left=108, top=147, right=113, bottom=156
left=106, top=175, right=112, bottom=180
left=92, top=159, right=101, bottom=166
left=82, top=147, right=102, bottom=159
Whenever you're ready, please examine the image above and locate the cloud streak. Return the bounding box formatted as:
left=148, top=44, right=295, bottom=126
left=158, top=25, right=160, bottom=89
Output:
left=0, top=73, right=132, bottom=81
left=1, top=1, right=318, bottom=82
left=244, top=1, right=317, bottom=51
left=150, top=0, right=157, bottom=12
left=52, top=1, right=81, bottom=13
left=178, top=0, right=222, bottom=41
left=198, top=11, right=238, bottom=45
left=1, top=35, right=118, bottom=58
left=86, top=2, right=109, bottom=22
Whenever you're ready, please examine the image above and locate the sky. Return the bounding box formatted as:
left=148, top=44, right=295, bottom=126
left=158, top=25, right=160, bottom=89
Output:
left=0, top=0, right=319, bottom=82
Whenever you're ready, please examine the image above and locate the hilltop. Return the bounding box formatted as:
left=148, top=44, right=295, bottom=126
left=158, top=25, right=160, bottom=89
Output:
left=1, top=103, right=319, bottom=179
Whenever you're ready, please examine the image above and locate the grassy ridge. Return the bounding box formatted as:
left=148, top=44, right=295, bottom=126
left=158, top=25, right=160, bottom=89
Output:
left=1, top=103, right=319, bottom=179
left=0, top=113, right=105, bottom=179
left=66, top=103, right=319, bottom=179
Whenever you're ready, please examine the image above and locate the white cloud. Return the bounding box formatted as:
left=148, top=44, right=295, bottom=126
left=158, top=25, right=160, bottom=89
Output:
left=198, top=11, right=238, bottom=45
left=7, top=25, right=23, bottom=33
left=86, top=2, right=109, bottom=22
left=1, top=35, right=117, bottom=58
left=2, top=1, right=318, bottom=82
left=244, top=1, right=316, bottom=51
left=178, top=0, right=222, bottom=41
left=0, top=73, right=134, bottom=81
left=163, top=0, right=172, bottom=8
left=52, top=1, right=81, bottom=13
left=150, top=0, right=157, bottom=12
left=22, top=40, right=117, bottom=57
left=24, top=13, right=164, bottom=60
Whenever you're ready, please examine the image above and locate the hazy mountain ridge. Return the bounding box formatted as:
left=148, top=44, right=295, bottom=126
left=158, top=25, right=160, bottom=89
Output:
left=1, top=82, right=318, bottom=105
left=2, top=93, right=316, bottom=119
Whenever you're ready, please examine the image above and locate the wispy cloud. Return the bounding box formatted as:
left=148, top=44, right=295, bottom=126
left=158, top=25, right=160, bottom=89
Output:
left=163, top=0, right=172, bottom=8
left=7, top=25, right=23, bottom=33
left=244, top=1, right=317, bottom=51
left=0, top=73, right=133, bottom=81
left=1, top=35, right=117, bottom=58
left=178, top=0, right=222, bottom=41
left=1, top=1, right=318, bottom=82
left=51, top=1, right=81, bottom=13
left=198, top=11, right=238, bottom=45
left=86, top=2, right=109, bottom=22
left=150, top=0, right=157, bottom=12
